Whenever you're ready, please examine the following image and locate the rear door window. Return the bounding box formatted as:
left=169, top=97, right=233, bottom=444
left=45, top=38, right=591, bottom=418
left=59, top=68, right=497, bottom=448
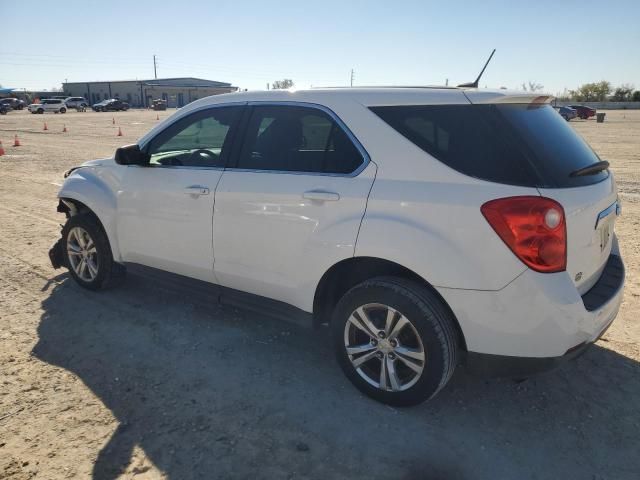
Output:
left=370, top=104, right=608, bottom=188
left=234, top=105, right=364, bottom=174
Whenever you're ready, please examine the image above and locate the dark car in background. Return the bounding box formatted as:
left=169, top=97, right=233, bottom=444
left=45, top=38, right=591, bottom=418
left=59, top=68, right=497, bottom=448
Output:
left=0, top=98, right=26, bottom=110
left=0, top=103, right=10, bottom=115
left=92, top=99, right=130, bottom=112
left=569, top=104, right=597, bottom=119
left=555, top=106, right=577, bottom=121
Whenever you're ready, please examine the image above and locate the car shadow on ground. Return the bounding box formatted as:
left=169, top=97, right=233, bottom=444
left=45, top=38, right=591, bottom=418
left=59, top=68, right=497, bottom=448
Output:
left=33, top=274, right=640, bottom=480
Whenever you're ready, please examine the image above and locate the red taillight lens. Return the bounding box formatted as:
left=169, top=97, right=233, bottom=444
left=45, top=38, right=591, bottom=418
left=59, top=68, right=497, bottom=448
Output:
left=481, top=196, right=567, bottom=273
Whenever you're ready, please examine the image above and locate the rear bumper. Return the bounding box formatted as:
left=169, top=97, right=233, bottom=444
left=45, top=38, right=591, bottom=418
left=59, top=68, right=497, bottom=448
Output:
left=438, top=239, right=625, bottom=365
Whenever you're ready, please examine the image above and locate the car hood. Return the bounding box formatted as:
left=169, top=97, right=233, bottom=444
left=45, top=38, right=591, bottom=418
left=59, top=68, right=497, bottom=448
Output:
left=82, top=157, right=115, bottom=167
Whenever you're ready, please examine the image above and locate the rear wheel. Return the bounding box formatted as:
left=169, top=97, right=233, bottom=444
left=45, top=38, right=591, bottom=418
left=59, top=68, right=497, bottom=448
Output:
left=37, top=108, right=44, bottom=114
left=62, top=213, right=124, bottom=290
left=331, top=277, right=458, bottom=406
left=60, top=107, right=66, bottom=114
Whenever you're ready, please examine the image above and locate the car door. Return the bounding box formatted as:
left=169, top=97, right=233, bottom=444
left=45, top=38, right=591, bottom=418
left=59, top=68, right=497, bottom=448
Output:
left=117, top=105, right=243, bottom=281
left=213, top=103, right=376, bottom=309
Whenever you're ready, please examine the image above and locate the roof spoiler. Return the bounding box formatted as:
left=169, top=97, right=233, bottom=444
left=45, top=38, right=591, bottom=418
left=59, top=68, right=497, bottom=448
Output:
left=463, top=91, right=555, bottom=104
left=458, top=49, right=496, bottom=88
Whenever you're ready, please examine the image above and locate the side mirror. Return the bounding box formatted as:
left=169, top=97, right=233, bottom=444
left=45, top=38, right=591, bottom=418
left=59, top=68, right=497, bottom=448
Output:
left=114, top=144, right=149, bottom=165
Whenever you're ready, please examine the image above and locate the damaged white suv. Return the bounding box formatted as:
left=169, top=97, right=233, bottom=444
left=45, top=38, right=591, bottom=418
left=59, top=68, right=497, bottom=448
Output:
left=49, top=88, right=625, bottom=406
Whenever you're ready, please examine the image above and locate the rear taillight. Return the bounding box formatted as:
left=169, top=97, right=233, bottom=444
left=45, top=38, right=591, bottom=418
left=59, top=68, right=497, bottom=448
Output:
left=481, top=196, right=567, bottom=273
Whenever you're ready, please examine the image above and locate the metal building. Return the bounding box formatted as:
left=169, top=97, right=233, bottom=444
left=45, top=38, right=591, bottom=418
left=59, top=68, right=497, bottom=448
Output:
left=62, top=77, right=237, bottom=108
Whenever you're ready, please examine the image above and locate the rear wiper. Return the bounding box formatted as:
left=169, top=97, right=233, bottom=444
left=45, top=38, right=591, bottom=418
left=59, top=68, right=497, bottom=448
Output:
left=569, top=160, right=609, bottom=177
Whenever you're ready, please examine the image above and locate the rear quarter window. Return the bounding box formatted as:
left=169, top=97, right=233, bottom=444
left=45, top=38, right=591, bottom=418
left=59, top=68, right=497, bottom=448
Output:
left=370, top=104, right=608, bottom=188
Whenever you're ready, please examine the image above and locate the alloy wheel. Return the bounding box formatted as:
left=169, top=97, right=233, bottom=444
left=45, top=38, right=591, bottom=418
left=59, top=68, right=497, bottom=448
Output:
left=344, top=303, right=426, bottom=392
left=67, top=226, right=99, bottom=282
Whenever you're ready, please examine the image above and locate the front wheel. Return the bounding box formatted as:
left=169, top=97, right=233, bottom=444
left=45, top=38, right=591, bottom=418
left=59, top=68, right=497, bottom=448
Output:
left=37, top=109, right=44, bottom=114
left=62, top=213, right=124, bottom=290
left=60, top=107, right=66, bottom=113
left=331, top=277, right=458, bottom=406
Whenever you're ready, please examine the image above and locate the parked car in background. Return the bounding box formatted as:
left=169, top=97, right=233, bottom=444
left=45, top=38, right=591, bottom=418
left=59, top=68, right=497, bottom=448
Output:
left=0, top=103, right=10, bottom=115
left=49, top=88, right=624, bottom=406
left=555, top=106, right=577, bottom=121
left=569, top=104, right=597, bottom=120
left=92, top=99, right=130, bottom=112
left=151, top=99, right=167, bottom=111
left=0, top=98, right=26, bottom=110
left=65, top=97, right=88, bottom=109
left=28, top=98, right=67, bottom=114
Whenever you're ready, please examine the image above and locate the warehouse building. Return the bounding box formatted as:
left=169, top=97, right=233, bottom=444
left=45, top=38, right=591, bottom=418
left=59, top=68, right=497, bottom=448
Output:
left=62, top=77, right=237, bottom=108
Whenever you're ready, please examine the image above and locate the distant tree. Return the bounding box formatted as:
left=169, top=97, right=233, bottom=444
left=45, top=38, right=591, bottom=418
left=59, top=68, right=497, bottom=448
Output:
left=593, top=80, right=611, bottom=101
left=271, top=79, right=294, bottom=90
left=633, top=90, right=640, bottom=102
left=612, top=84, right=634, bottom=101
left=521, top=81, right=544, bottom=92
left=570, top=81, right=611, bottom=102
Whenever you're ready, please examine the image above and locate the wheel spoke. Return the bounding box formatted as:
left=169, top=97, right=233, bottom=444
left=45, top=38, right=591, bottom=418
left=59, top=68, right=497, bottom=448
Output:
left=384, top=308, right=397, bottom=335
left=346, top=343, right=376, bottom=356
left=355, top=307, right=379, bottom=337
left=396, top=354, right=423, bottom=374
left=395, top=345, right=425, bottom=362
left=77, top=259, right=86, bottom=278
left=67, top=242, right=82, bottom=253
left=379, top=355, right=388, bottom=390
left=86, top=258, right=98, bottom=279
left=75, top=230, right=86, bottom=248
left=348, top=315, right=375, bottom=340
left=386, top=357, right=401, bottom=391
left=388, top=315, right=409, bottom=340
left=351, top=350, right=378, bottom=368
left=67, top=249, right=82, bottom=256
left=85, top=238, right=94, bottom=251
left=87, top=247, right=97, bottom=254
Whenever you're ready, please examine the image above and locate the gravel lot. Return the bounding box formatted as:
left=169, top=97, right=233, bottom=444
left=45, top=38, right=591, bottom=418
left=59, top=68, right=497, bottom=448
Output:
left=1, top=108, right=639, bottom=479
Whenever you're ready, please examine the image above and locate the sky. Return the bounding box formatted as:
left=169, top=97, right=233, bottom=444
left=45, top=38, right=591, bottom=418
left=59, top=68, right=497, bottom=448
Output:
left=1, top=0, right=638, bottom=95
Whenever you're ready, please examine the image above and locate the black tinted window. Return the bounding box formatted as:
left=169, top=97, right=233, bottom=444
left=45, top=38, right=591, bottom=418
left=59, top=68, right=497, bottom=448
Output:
left=370, top=104, right=607, bottom=188
left=236, top=106, right=363, bottom=174
left=147, top=107, right=239, bottom=168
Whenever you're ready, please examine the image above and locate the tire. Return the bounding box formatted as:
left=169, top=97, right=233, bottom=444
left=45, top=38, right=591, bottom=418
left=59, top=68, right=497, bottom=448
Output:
left=60, top=107, right=66, bottom=114
left=61, top=213, right=124, bottom=290
left=37, top=108, right=44, bottom=114
left=331, top=276, right=458, bottom=406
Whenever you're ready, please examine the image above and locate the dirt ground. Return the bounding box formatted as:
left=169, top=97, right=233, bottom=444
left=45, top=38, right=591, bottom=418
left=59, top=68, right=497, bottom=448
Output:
left=0, top=108, right=638, bottom=480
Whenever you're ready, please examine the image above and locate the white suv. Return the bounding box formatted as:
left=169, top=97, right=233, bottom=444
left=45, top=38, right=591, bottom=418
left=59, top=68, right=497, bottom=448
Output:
left=49, top=88, right=625, bottom=405
left=28, top=98, right=67, bottom=114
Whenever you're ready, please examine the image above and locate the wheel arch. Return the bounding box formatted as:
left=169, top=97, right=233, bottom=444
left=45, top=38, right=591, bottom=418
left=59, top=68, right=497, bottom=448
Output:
left=58, top=174, right=121, bottom=261
left=313, top=256, right=467, bottom=351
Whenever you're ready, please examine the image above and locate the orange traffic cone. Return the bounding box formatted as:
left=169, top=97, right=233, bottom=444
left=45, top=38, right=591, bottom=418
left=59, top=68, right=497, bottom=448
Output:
left=112, top=117, right=115, bottom=125
left=117, top=126, right=123, bottom=137
left=0, top=140, right=5, bottom=156
left=63, top=124, right=68, bottom=133
left=43, top=122, right=48, bottom=131
left=13, top=134, right=21, bottom=147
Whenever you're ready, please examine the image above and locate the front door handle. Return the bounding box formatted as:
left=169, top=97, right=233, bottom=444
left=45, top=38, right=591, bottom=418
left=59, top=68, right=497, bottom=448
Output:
left=183, top=185, right=210, bottom=196
left=303, top=190, right=340, bottom=202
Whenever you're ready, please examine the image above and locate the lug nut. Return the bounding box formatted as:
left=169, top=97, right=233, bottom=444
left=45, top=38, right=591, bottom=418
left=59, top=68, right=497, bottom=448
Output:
left=371, top=339, right=378, bottom=346
left=390, top=339, right=397, bottom=348
left=376, top=352, right=384, bottom=359
left=388, top=353, right=396, bottom=360
left=378, top=331, right=386, bottom=339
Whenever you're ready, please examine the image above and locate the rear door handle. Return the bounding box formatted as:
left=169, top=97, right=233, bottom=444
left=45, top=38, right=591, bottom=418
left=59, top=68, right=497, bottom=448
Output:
left=303, top=190, right=340, bottom=202
left=183, top=185, right=210, bottom=196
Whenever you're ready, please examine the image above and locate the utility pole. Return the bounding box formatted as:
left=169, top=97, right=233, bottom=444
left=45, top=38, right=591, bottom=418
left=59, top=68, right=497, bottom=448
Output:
left=153, top=55, right=158, bottom=79
left=350, top=69, right=354, bottom=87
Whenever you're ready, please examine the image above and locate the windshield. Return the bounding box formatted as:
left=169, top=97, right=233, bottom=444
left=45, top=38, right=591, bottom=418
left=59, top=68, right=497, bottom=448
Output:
left=370, top=103, right=608, bottom=188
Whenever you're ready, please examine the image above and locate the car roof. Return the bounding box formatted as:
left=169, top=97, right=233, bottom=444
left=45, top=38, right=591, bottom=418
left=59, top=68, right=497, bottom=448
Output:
left=183, top=87, right=553, bottom=110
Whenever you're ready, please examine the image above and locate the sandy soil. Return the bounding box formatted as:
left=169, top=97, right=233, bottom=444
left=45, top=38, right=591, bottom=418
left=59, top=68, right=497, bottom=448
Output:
left=0, top=108, right=638, bottom=479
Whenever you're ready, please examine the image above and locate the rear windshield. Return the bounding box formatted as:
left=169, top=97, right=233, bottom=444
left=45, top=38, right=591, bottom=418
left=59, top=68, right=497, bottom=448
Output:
left=370, top=104, right=608, bottom=188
